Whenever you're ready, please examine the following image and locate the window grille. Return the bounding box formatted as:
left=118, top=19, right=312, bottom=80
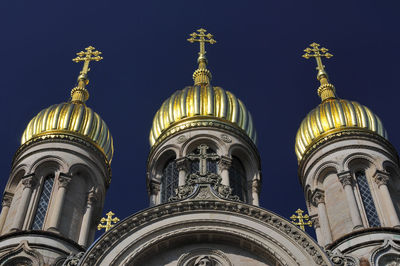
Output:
left=229, top=156, right=246, bottom=200
left=32, top=174, right=55, bottom=230
left=161, top=160, right=179, bottom=203
left=356, top=171, right=381, bottom=227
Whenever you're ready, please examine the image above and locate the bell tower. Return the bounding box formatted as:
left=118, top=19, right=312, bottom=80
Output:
left=147, top=29, right=261, bottom=207
left=0, top=46, right=113, bottom=265
left=297, top=43, right=400, bottom=264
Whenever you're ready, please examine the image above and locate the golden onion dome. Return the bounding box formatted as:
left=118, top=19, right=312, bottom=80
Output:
left=150, top=29, right=256, bottom=148
left=296, top=42, right=388, bottom=163
left=21, top=46, right=114, bottom=163
left=295, top=98, right=387, bottom=162
left=21, top=102, right=113, bottom=162
left=149, top=85, right=256, bottom=147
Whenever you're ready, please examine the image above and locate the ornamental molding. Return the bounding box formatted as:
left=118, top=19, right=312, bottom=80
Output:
left=337, top=171, right=353, bottom=187
left=12, top=134, right=112, bottom=186
left=0, top=240, right=44, bottom=265
left=311, top=189, right=325, bottom=206
left=58, top=173, right=72, bottom=188
left=299, top=138, right=397, bottom=186
left=79, top=200, right=330, bottom=266
left=220, top=134, right=232, bottom=143
left=2, top=191, right=14, bottom=207
left=326, top=250, right=357, bottom=266
left=21, top=174, right=36, bottom=189
left=370, top=238, right=400, bottom=265
left=373, top=170, right=390, bottom=187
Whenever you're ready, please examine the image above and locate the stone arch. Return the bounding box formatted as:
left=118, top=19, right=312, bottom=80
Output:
left=313, top=161, right=339, bottom=188
left=5, top=166, right=27, bottom=192
left=228, top=143, right=260, bottom=182
left=343, top=153, right=376, bottom=173
left=181, top=134, right=225, bottom=157
left=29, top=156, right=67, bottom=177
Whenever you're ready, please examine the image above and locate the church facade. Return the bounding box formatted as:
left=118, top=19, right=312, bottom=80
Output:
left=0, top=30, right=399, bottom=265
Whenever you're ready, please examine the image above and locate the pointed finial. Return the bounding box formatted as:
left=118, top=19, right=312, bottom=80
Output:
left=303, top=43, right=336, bottom=101
left=70, top=46, right=103, bottom=103
left=187, top=28, right=216, bottom=85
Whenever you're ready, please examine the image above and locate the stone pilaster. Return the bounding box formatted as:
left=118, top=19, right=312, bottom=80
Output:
left=176, top=158, right=190, bottom=187
left=48, top=173, right=72, bottom=232
left=312, top=189, right=332, bottom=246
left=11, top=174, right=36, bottom=231
left=311, top=216, right=323, bottom=246
left=373, top=170, right=400, bottom=227
left=79, top=189, right=98, bottom=247
left=0, top=192, right=13, bottom=233
left=218, top=156, right=232, bottom=187
left=149, top=181, right=160, bottom=206
left=337, top=171, right=363, bottom=230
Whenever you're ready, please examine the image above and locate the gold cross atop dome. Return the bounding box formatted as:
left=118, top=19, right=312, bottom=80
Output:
left=97, top=211, right=120, bottom=232
left=290, top=208, right=312, bottom=231
left=187, top=28, right=216, bottom=85
left=71, top=46, right=103, bottom=103
left=302, top=42, right=336, bottom=101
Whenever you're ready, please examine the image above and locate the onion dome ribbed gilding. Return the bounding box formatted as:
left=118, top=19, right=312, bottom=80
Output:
left=21, top=102, right=114, bottom=162
left=149, top=86, right=257, bottom=147
left=295, top=98, right=387, bottom=162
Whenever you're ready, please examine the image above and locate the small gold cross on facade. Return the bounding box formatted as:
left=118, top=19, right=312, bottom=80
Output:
left=72, top=46, right=103, bottom=78
left=290, top=208, right=312, bottom=231
left=187, top=28, right=216, bottom=59
left=97, top=211, right=120, bottom=232
left=302, top=42, right=333, bottom=76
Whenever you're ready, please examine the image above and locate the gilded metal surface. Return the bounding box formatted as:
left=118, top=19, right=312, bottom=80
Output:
left=295, top=98, right=387, bottom=162
left=290, top=209, right=312, bottom=231
left=21, top=46, right=113, bottom=163
left=97, top=211, right=119, bottom=232
left=149, top=86, right=257, bottom=146
left=21, top=101, right=114, bottom=162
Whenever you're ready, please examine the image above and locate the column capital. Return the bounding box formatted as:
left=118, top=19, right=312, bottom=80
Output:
left=21, top=174, right=36, bottom=189
left=2, top=192, right=13, bottom=208
left=175, top=157, right=190, bottom=172
left=58, top=173, right=72, bottom=188
left=87, top=190, right=98, bottom=205
left=373, top=170, right=390, bottom=187
left=337, top=171, right=353, bottom=187
left=149, top=180, right=161, bottom=195
left=311, top=216, right=320, bottom=229
left=311, top=189, right=325, bottom=206
left=250, top=179, right=261, bottom=193
left=218, top=156, right=232, bottom=170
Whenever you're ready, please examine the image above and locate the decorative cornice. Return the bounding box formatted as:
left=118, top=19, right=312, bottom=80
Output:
left=337, top=171, right=353, bottom=187
left=373, top=170, right=390, bottom=187
left=12, top=134, right=112, bottom=187
left=298, top=131, right=399, bottom=187
left=79, top=200, right=329, bottom=265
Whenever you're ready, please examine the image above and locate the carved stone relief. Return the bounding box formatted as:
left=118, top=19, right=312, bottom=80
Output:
left=178, top=248, right=232, bottom=266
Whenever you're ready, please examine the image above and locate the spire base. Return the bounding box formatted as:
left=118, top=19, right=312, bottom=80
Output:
left=317, top=83, right=336, bottom=101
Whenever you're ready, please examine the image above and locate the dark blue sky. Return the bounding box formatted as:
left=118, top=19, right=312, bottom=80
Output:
left=0, top=1, right=399, bottom=237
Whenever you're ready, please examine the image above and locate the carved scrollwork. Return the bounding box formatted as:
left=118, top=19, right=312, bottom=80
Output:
left=62, top=252, right=84, bottom=266
left=21, top=174, right=36, bottom=189
left=311, top=189, right=325, bottom=206
left=374, top=170, right=390, bottom=187
left=58, top=173, right=72, bottom=188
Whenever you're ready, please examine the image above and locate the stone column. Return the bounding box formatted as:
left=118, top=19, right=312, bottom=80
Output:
left=338, top=171, right=363, bottom=230
left=48, top=173, right=72, bottom=232
left=374, top=170, right=400, bottom=227
left=176, top=158, right=189, bottom=187
left=251, top=179, right=260, bottom=206
left=149, top=181, right=160, bottom=206
left=312, top=190, right=332, bottom=246
left=11, top=174, right=36, bottom=231
left=311, top=216, right=323, bottom=246
left=0, top=192, right=13, bottom=233
left=218, top=156, right=232, bottom=187
left=78, top=190, right=97, bottom=247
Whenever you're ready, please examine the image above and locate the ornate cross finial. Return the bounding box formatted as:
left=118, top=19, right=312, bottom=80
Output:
left=302, top=43, right=336, bottom=101
left=73, top=46, right=103, bottom=79
left=187, top=29, right=216, bottom=85
left=70, top=46, right=103, bottom=103
left=97, top=211, right=119, bottom=232
left=187, top=144, right=219, bottom=176
left=290, top=208, right=312, bottom=231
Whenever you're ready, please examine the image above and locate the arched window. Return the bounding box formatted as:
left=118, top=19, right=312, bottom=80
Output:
left=32, top=173, right=55, bottom=230
left=356, top=171, right=381, bottom=227
left=229, top=156, right=246, bottom=201
left=161, top=159, right=179, bottom=203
